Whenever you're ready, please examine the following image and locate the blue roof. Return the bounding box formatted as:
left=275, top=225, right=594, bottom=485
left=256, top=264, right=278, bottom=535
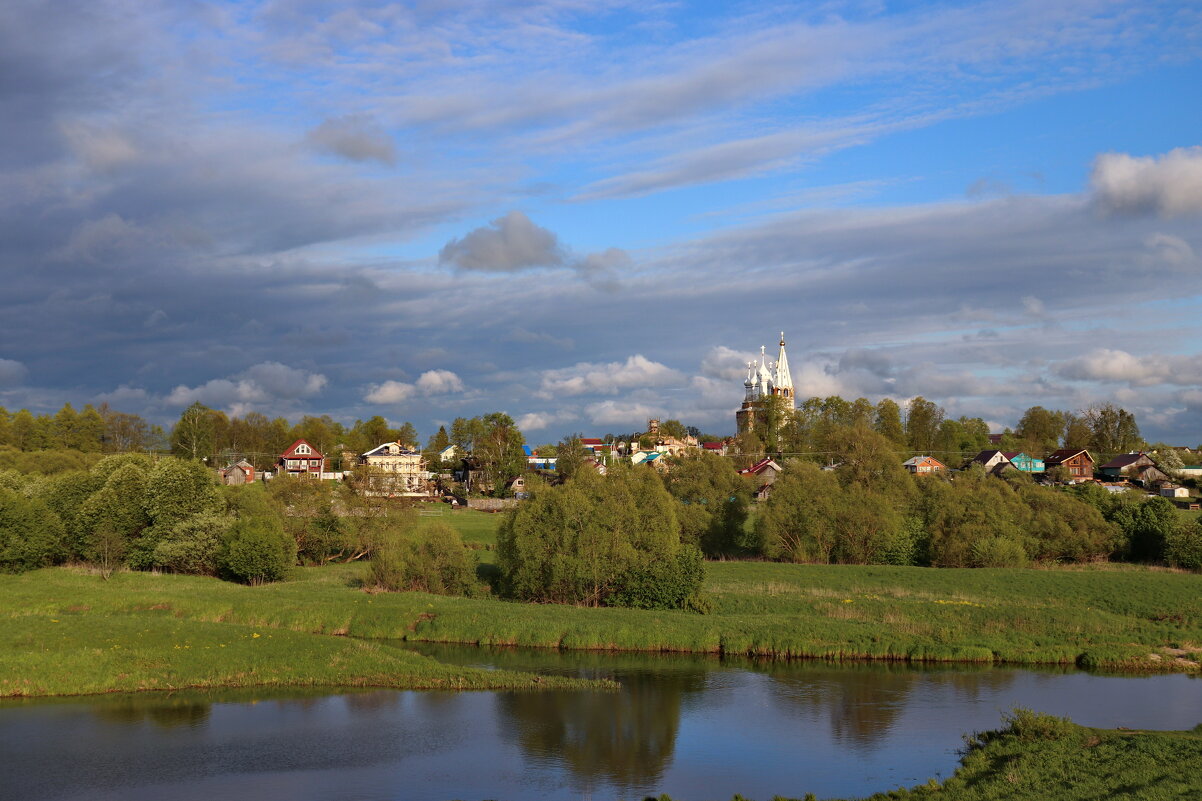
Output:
left=523, top=445, right=533, bottom=456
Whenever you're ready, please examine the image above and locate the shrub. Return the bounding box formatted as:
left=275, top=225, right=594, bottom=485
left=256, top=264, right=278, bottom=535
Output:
left=0, top=488, right=67, bottom=572
left=1166, top=522, right=1202, bottom=571
left=144, top=458, right=222, bottom=527
left=371, top=522, right=478, bottom=596
left=221, top=514, right=295, bottom=584
left=152, top=512, right=233, bottom=575
left=970, top=535, right=1029, bottom=568
left=609, top=543, right=706, bottom=611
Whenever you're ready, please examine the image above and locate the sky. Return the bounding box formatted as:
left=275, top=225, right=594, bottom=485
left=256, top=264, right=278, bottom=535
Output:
left=2, top=0, right=1202, bottom=445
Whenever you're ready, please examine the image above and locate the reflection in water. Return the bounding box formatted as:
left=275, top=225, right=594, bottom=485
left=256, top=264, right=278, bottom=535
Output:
left=2, top=645, right=1200, bottom=801
left=498, top=670, right=706, bottom=790
left=92, top=697, right=212, bottom=729
left=759, top=660, right=1019, bottom=748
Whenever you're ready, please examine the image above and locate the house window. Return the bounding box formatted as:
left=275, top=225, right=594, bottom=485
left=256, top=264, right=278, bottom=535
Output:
left=296, top=444, right=311, bottom=455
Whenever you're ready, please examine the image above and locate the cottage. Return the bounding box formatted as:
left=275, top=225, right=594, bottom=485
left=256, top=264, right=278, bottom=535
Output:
left=219, top=459, right=255, bottom=485
left=1161, top=485, right=1190, bottom=499
left=1044, top=449, right=1095, bottom=481
left=968, top=450, right=1013, bottom=475
left=903, top=455, right=946, bottom=475
left=701, top=441, right=727, bottom=456
left=278, top=439, right=325, bottom=478
left=740, top=457, right=783, bottom=501
left=360, top=441, right=427, bottom=496
left=1099, top=453, right=1159, bottom=480
left=438, top=445, right=461, bottom=464
left=1002, top=452, right=1045, bottom=473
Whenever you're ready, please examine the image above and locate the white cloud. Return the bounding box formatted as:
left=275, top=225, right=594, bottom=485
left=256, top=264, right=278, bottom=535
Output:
left=585, top=400, right=663, bottom=427
left=364, top=380, right=416, bottom=404
left=0, top=358, right=28, bottom=386
left=1091, top=146, right=1202, bottom=218
left=517, top=410, right=576, bottom=432
left=700, top=346, right=755, bottom=381
left=416, top=369, right=465, bottom=394
left=538, top=354, right=684, bottom=398
left=167, top=362, right=326, bottom=409
left=1056, top=349, right=1202, bottom=387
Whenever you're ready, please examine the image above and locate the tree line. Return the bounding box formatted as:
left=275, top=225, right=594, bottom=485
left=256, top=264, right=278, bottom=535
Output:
left=734, top=396, right=1155, bottom=466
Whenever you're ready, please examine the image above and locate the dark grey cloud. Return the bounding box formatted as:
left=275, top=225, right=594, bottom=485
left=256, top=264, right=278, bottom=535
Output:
left=439, top=211, right=564, bottom=272
left=0, top=359, right=28, bottom=386
left=306, top=114, right=397, bottom=165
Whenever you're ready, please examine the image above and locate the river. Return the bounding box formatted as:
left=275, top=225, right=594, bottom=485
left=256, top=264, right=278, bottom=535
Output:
left=3, top=645, right=1200, bottom=801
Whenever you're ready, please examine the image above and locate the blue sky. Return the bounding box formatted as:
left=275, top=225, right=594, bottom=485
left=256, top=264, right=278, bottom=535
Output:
left=1, top=0, right=1201, bottom=444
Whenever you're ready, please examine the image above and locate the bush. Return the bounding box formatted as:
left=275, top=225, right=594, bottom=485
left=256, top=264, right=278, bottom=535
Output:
left=1166, top=522, right=1202, bottom=571
left=0, top=488, right=67, bottom=572
left=371, top=522, right=478, bottom=596
left=970, top=535, right=1029, bottom=568
left=221, top=514, right=295, bottom=584
left=609, top=543, right=707, bottom=611
left=497, top=465, right=693, bottom=608
left=152, top=512, right=233, bottom=575
left=144, top=458, right=222, bottom=527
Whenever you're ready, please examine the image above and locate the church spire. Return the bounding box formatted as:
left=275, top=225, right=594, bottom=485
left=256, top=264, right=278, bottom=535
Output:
left=774, top=332, right=793, bottom=391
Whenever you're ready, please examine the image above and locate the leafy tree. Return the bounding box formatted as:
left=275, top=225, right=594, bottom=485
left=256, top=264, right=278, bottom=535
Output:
left=100, top=405, right=151, bottom=452
left=39, top=470, right=104, bottom=557
left=475, top=412, right=526, bottom=496
left=755, top=462, right=841, bottom=562
left=497, top=466, right=698, bottom=608
left=75, top=464, right=151, bottom=564
left=873, top=399, right=906, bottom=446
left=1062, top=413, right=1092, bottom=450
left=144, top=457, right=222, bottom=527
left=905, top=396, right=944, bottom=453
left=1084, top=404, right=1143, bottom=458
left=152, top=512, right=233, bottom=575
left=0, top=488, right=66, bottom=572
left=170, top=402, right=219, bottom=461
left=1015, top=406, right=1066, bottom=456
left=658, top=419, right=688, bottom=439
left=555, top=433, right=587, bottom=480
left=1166, top=520, right=1202, bottom=571
left=659, top=452, right=751, bottom=556
left=371, top=521, right=478, bottom=595
left=221, top=512, right=295, bottom=584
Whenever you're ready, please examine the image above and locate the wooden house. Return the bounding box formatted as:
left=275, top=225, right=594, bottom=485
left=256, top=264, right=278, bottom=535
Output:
left=278, top=439, right=325, bottom=478
left=1099, top=453, right=1158, bottom=479
left=969, top=450, right=1013, bottom=474
left=902, top=455, right=946, bottom=475
left=219, top=459, right=255, bottom=485
left=740, top=457, right=782, bottom=500
left=1044, top=449, right=1094, bottom=481
left=1002, top=452, right=1045, bottom=473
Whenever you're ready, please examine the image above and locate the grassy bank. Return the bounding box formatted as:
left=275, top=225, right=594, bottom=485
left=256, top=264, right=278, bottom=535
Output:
left=2, top=556, right=1200, bottom=697
left=650, top=711, right=1202, bottom=801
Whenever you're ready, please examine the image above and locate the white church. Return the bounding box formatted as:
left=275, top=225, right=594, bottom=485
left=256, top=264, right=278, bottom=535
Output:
left=735, top=333, right=795, bottom=434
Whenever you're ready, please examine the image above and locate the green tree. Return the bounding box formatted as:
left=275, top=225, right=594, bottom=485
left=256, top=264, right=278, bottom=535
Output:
left=221, top=512, right=295, bottom=584
left=170, top=402, right=218, bottom=461
left=755, top=461, right=841, bottom=562
left=873, top=398, right=906, bottom=447
left=475, top=412, right=526, bottom=496
left=905, top=396, right=944, bottom=453
left=144, top=457, right=222, bottom=527
left=1015, top=406, right=1067, bottom=456
left=555, top=433, right=587, bottom=480
left=658, top=419, right=688, bottom=439
left=660, top=451, right=751, bottom=556
left=497, top=466, right=697, bottom=608
left=371, top=521, right=478, bottom=595
left=1062, top=413, right=1092, bottom=450
left=0, top=488, right=67, bottom=572
left=1084, top=404, right=1143, bottom=459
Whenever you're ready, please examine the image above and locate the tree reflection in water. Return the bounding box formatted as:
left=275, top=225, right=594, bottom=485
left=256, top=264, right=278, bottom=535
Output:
left=757, top=660, right=1020, bottom=747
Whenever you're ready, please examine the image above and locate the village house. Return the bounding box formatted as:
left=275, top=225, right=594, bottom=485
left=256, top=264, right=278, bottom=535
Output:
left=359, top=441, right=428, bottom=496
left=219, top=459, right=255, bottom=485
left=1002, top=452, right=1045, bottom=473
left=701, top=441, right=728, bottom=456
left=968, top=449, right=1013, bottom=475
left=1099, top=453, right=1160, bottom=480
left=740, top=457, right=783, bottom=501
left=903, top=455, right=946, bottom=475
left=1044, top=448, right=1095, bottom=481
left=438, top=444, right=461, bottom=464
left=277, top=439, right=325, bottom=478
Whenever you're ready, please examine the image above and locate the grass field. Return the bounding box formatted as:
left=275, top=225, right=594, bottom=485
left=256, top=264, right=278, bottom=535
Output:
left=654, top=712, right=1202, bottom=801
left=3, top=551, right=1200, bottom=700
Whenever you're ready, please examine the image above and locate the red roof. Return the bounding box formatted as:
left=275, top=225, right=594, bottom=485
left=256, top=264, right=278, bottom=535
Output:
left=281, top=439, right=324, bottom=459
left=739, top=457, right=780, bottom=476
left=702, top=442, right=724, bottom=450
left=580, top=438, right=604, bottom=446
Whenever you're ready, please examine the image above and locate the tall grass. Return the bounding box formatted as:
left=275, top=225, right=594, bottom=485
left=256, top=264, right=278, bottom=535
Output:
left=4, top=559, right=1200, bottom=687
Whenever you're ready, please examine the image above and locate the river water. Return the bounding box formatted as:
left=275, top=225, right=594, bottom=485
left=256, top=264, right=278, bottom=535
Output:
left=3, top=645, right=1200, bottom=801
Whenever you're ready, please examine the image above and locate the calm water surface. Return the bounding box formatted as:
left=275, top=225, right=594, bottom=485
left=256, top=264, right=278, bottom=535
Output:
left=3, top=644, right=1201, bottom=801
